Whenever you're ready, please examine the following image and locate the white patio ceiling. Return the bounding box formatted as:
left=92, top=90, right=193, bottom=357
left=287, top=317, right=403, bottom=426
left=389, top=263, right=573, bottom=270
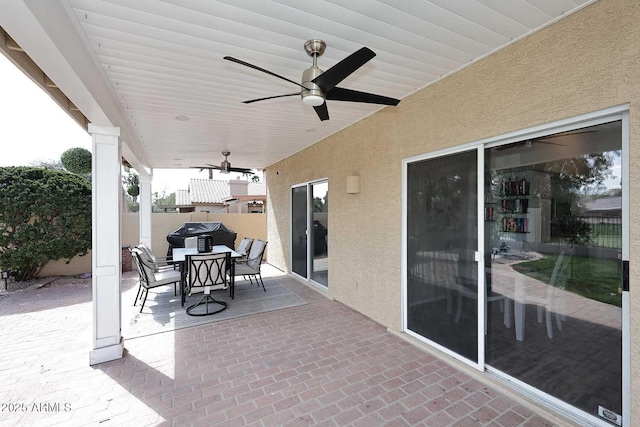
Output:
left=1, top=0, right=594, bottom=173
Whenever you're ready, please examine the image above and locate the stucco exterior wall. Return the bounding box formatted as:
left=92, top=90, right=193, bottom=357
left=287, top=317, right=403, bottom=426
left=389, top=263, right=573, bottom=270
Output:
left=266, top=0, right=640, bottom=421
left=40, top=212, right=266, bottom=276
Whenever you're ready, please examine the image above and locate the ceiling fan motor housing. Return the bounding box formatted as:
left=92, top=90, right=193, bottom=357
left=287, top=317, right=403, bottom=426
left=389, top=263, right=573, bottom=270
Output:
left=301, top=66, right=324, bottom=105
left=221, top=151, right=231, bottom=173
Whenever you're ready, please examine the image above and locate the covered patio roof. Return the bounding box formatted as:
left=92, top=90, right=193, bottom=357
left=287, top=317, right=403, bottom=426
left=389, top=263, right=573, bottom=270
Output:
left=0, top=0, right=594, bottom=175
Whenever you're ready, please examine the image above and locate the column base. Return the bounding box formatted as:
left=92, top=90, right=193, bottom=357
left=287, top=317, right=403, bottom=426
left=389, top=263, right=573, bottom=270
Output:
left=89, top=337, right=124, bottom=365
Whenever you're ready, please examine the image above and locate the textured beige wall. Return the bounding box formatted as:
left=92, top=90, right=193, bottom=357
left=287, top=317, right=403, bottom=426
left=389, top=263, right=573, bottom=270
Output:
left=266, top=0, right=640, bottom=421
left=40, top=212, right=266, bottom=275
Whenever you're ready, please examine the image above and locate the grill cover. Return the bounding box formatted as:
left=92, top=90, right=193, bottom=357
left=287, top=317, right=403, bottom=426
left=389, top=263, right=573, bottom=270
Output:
left=166, top=222, right=237, bottom=257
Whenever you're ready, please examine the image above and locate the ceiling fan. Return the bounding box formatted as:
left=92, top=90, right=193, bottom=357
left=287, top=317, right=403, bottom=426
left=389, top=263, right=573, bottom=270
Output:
left=224, top=39, right=401, bottom=121
left=496, top=130, right=597, bottom=151
left=192, top=151, right=252, bottom=176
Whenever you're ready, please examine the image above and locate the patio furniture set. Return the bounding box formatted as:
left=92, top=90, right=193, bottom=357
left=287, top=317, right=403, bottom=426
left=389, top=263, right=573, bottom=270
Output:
left=130, top=237, right=268, bottom=316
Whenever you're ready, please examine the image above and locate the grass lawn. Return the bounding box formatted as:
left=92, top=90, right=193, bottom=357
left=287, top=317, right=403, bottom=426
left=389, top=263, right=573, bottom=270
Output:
left=511, top=254, right=622, bottom=307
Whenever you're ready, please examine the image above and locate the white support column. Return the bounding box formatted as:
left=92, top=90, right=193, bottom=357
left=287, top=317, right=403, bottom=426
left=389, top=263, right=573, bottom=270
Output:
left=138, top=174, right=153, bottom=247
left=89, top=124, right=124, bottom=365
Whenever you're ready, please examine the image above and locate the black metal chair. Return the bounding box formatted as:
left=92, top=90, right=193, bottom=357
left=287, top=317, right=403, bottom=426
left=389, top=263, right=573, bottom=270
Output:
left=136, top=243, right=179, bottom=295
left=185, top=252, right=230, bottom=316
left=232, top=239, right=268, bottom=292
left=131, top=248, right=181, bottom=313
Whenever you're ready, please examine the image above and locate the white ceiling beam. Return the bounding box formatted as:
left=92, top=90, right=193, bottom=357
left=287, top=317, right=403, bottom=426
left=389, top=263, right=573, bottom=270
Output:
left=0, top=0, right=151, bottom=177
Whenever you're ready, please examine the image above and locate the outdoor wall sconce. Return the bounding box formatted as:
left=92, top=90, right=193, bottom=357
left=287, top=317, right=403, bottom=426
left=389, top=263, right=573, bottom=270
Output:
left=1, top=270, right=10, bottom=289
left=346, top=176, right=360, bottom=194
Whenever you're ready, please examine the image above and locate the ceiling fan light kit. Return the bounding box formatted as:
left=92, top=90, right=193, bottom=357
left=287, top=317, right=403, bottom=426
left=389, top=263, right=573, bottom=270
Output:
left=301, top=40, right=326, bottom=106
left=224, top=39, right=400, bottom=121
left=302, top=94, right=324, bottom=106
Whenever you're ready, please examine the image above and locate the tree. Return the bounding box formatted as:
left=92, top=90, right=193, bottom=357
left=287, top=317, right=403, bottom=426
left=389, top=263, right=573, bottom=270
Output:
left=29, top=159, right=66, bottom=171
left=153, top=190, right=176, bottom=212
left=61, top=147, right=92, bottom=175
left=0, top=167, right=92, bottom=281
left=125, top=172, right=139, bottom=201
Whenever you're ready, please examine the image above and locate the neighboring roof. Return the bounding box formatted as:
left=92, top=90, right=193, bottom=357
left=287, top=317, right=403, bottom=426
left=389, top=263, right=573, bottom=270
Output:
left=582, top=196, right=622, bottom=212
left=248, top=182, right=266, bottom=196
left=189, top=179, right=229, bottom=204
left=175, top=189, right=190, bottom=206
left=181, top=179, right=266, bottom=205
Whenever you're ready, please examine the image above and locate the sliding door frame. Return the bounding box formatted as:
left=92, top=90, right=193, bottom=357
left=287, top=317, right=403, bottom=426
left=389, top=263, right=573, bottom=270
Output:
left=402, top=143, right=485, bottom=370
left=402, top=104, right=630, bottom=426
left=290, top=178, right=329, bottom=290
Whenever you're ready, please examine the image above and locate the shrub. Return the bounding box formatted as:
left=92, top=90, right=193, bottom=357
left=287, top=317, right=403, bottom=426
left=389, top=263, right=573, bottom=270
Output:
left=0, top=167, right=92, bottom=281
left=61, top=147, right=92, bottom=175
left=125, top=173, right=139, bottom=199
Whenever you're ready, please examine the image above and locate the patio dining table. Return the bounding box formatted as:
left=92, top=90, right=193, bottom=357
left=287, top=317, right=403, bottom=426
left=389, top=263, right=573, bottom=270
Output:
left=172, top=245, right=242, bottom=306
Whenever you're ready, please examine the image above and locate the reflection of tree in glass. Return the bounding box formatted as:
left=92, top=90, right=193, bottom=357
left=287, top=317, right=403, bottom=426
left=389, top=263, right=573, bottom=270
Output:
left=540, top=151, right=616, bottom=195
left=313, top=192, right=329, bottom=212
left=313, top=197, right=324, bottom=212
left=541, top=152, right=617, bottom=245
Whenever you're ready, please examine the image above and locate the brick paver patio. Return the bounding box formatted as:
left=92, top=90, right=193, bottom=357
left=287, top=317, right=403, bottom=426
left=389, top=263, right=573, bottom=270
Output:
left=0, top=267, right=564, bottom=426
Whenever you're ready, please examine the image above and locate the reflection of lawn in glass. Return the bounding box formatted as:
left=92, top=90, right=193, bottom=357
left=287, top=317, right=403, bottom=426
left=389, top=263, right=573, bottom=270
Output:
left=589, top=223, right=622, bottom=248
left=511, top=255, right=622, bottom=307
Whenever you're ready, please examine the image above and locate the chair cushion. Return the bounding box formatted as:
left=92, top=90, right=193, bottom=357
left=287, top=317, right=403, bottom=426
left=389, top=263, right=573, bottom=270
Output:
left=234, top=263, right=260, bottom=275
left=136, top=245, right=156, bottom=265
left=152, top=270, right=181, bottom=287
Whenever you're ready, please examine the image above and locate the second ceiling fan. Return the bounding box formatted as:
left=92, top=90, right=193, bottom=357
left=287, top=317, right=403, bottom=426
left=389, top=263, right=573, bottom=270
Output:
left=192, top=151, right=252, bottom=179
left=224, top=39, right=400, bottom=121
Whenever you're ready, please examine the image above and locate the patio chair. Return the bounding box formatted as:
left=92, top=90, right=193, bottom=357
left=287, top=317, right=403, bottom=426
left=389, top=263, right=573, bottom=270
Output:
left=454, top=268, right=510, bottom=333
left=131, top=248, right=181, bottom=313
left=135, top=243, right=179, bottom=296
left=232, top=239, right=268, bottom=292
left=137, top=243, right=175, bottom=269
left=185, top=252, right=230, bottom=316
left=235, top=237, right=254, bottom=262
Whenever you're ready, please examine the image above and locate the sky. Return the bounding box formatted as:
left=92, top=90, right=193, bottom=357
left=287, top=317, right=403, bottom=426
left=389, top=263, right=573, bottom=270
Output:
left=0, top=53, right=237, bottom=195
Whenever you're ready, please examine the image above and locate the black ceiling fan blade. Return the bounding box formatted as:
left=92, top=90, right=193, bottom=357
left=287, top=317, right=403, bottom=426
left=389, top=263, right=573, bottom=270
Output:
left=227, top=167, right=253, bottom=173
left=191, top=165, right=222, bottom=170
left=541, top=130, right=596, bottom=139
left=223, top=56, right=307, bottom=90
left=327, top=87, right=400, bottom=106
left=313, top=102, right=329, bottom=121
left=537, top=140, right=564, bottom=146
left=495, top=140, right=563, bottom=151
left=312, top=47, right=375, bottom=93
left=243, top=93, right=300, bottom=104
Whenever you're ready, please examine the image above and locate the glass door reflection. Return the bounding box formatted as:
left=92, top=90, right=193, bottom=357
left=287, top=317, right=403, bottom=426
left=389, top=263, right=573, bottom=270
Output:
left=291, top=186, right=308, bottom=278
left=485, top=121, right=623, bottom=421
left=311, top=182, right=328, bottom=286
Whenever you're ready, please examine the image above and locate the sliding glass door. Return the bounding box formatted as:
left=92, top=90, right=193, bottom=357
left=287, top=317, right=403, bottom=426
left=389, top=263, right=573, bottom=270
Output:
left=291, top=186, right=308, bottom=278
left=291, top=180, right=329, bottom=287
left=406, top=149, right=479, bottom=362
left=485, top=120, right=623, bottom=423
left=311, top=182, right=328, bottom=286
left=404, top=110, right=628, bottom=425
